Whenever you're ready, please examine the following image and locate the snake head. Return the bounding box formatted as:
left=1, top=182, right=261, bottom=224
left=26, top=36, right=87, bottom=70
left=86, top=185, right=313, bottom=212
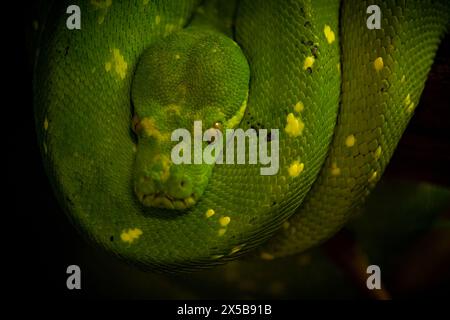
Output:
left=131, top=27, right=249, bottom=210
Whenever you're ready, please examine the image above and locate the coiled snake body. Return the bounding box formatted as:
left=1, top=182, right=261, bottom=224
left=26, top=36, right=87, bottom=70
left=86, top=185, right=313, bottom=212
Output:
left=34, top=0, right=450, bottom=272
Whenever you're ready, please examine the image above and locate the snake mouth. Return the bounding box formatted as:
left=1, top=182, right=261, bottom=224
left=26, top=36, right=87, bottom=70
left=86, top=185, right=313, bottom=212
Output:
left=137, top=191, right=197, bottom=210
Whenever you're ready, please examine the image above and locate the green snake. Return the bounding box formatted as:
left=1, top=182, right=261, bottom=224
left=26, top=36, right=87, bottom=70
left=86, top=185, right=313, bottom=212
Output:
left=34, top=0, right=450, bottom=272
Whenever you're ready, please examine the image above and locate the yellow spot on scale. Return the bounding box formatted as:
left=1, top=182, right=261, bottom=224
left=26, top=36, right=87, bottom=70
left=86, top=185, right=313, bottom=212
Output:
left=185, top=197, right=195, bottom=207
left=345, top=134, right=356, bottom=147
left=105, top=49, right=128, bottom=80
left=165, top=24, right=175, bottom=34
left=175, top=54, right=180, bottom=60
left=294, top=101, right=304, bottom=113
left=140, top=117, right=163, bottom=140
left=337, top=62, right=341, bottom=73
left=285, top=113, right=304, bottom=137
left=205, top=209, right=215, bottom=218
left=374, top=57, right=384, bottom=71
left=230, top=245, right=244, bottom=255
left=211, top=254, right=224, bottom=259
left=218, top=228, right=227, bottom=236
left=323, top=25, right=335, bottom=44
left=404, top=94, right=415, bottom=113
left=404, top=94, right=411, bottom=107
left=406, top=102, right=415, bottom=113
left=368, top=171, right=378, bottom=183
left=44, top=118, right=48, bottom=131
left=155, top=15, right=161, bottom=25
left=331, top=162, right=341, bottom=176
left=143, top=0, right=150, bottom=4
left=303, top=56, right=315, bottom=70
left=261, top=252, right=275, bottom=260
left=288, top=161, right=304, bottom=178
left=159, top=155, right=171, bottom=182
left=219, top=216, right=231, bottom=227
left=401, top=75, right=406, bottom=83
left=148, top=155, right=171, bottom=183
left=120, top=228, right=143, bottom=244
left=167, top=104, right=181, bottom=116
left=283, top=221, right=290, bottom=229
left=226, top=97, right=247, bottom=128
left=374, top=146, right=382, bottom=160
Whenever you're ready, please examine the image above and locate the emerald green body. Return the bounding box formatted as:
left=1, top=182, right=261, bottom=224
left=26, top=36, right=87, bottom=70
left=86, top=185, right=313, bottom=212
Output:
left=34, top=0, right=450, bottom=271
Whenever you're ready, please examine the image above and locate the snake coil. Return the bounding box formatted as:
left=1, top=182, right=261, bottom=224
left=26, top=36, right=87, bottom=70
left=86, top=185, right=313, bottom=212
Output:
left=34, top=0, right=449, bottom=272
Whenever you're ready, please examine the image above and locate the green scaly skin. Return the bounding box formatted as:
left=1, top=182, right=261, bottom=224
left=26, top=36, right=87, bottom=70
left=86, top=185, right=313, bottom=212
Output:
left=34, top=0, right=449, bottom=272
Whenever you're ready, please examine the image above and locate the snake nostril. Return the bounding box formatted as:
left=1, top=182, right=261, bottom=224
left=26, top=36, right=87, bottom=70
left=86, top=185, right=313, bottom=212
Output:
left=166, top=173, right=193, bottom=200
left=179, top=177, right=191, bottom=190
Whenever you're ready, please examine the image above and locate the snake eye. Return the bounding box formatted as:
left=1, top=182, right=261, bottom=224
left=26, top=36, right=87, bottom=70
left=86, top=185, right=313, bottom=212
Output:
left=212, top=121, right=223, bottom=131
left=132, top=115, right=142, bottom=134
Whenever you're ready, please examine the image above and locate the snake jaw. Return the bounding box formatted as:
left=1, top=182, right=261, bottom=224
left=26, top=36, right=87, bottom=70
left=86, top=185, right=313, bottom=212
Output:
left=133, top=156, right=200, bottom=210
left=138, top=190, right=197, bottom=210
